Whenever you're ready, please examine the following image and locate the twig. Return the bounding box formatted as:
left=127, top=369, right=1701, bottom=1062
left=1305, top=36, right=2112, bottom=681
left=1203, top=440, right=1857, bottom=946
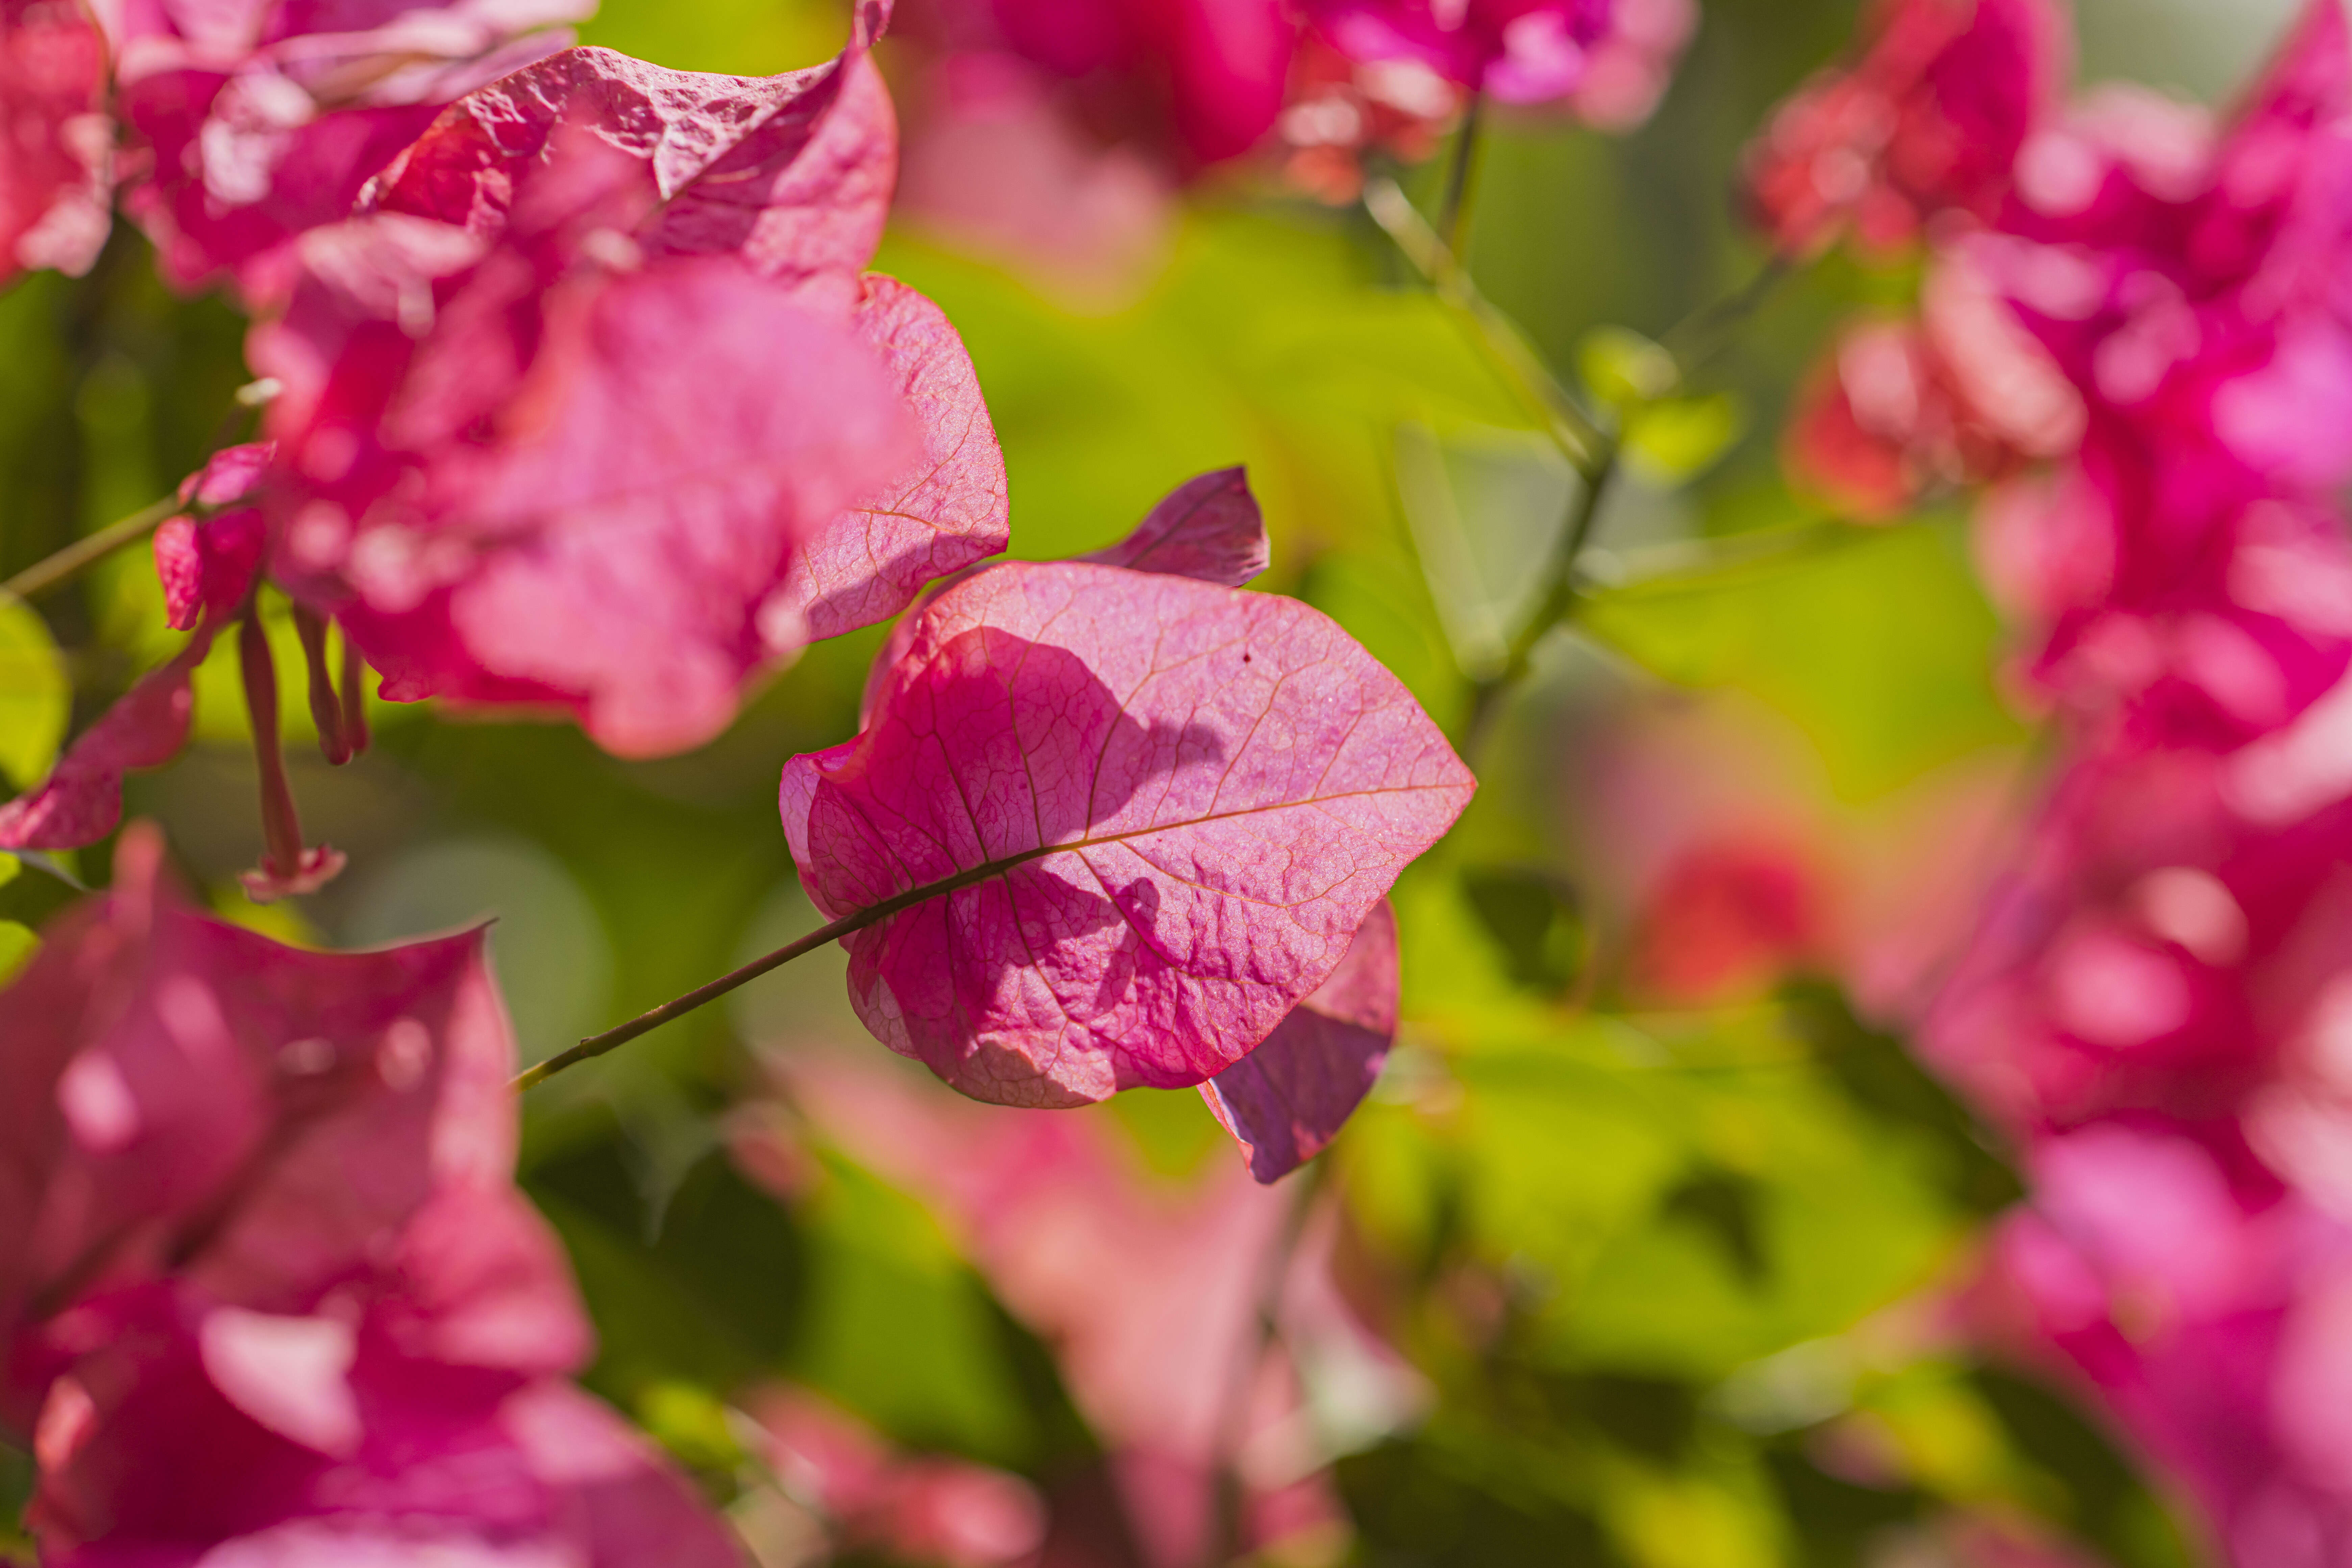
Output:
left=516, top=847, right=1079, bottom=1090
left=1437, top=91, right=1485, bottom=258
left=2, top=494, right=180, bottom=602
left=1458, top=439, right=1619, bottom=757
left=1363, top=177, right=1609, bottom=476
left=1582, top=515, right=1866, bottom=597
left=1658, top=254, right=1789, bottom=380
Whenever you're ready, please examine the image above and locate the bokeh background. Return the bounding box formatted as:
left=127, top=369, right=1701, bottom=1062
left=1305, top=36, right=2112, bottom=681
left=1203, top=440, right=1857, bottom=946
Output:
left=0, top=0, right=2307, bottom=1562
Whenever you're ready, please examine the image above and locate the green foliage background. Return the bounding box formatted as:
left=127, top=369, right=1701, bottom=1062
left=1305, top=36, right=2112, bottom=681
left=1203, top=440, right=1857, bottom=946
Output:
left=0, top=0, right=2294, bottom=1562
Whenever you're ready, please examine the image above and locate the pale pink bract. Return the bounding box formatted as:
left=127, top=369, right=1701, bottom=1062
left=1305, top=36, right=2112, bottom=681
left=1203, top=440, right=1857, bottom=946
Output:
left=252, top=142, right=920, bottom=757
left=782, top=471, right=1472, bottom=1107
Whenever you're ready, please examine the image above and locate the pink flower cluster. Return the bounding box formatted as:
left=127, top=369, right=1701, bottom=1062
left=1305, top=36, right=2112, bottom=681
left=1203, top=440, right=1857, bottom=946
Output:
left=0, top=826, right=740, bottom=1566
left=2, top=0, right=1014, bottom=891
left=887, top=0, right=1692, bottom=262
left=1757, top=2, right=2352, bottom=1556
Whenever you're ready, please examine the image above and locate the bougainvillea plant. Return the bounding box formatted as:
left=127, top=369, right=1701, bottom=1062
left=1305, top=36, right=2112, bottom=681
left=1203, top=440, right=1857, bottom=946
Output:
left=5, top=0, right=2342, bottom=1559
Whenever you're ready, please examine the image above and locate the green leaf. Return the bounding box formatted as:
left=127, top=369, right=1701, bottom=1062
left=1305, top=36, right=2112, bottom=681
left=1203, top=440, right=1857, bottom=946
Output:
left=786, top=1151, right=1038, bottom=1466
left=1578, top=326, right=1678, bottom=411
left=1623, top=394, right=1746, bottom=487
left=0, top=592, right=66, bottom=790
left=0, top=921, right=34, bottom=986
left=1581, top=514, right=2024, bottom=801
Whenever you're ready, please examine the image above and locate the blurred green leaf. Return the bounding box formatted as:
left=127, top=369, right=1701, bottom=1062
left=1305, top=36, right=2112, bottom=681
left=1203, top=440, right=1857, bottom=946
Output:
left=0, top=923, right=33, bottom=985
left=0, top=592, right=67, bottom=789
left=1459, top=865, right=1587, bottom=995
left=0, top=1439, right=30, bottom=1566
left=637, top=1380, right=752, bottom=1479
left=787, top=1151, right=1038, bottom=1467
left=582, top=0, right=847, bottom=74
left=1583, top=515, right=2024, bottom=800
left=1580, top=326, right=1679, bottom=410
left=1623, top=394, right=1746, bottom=487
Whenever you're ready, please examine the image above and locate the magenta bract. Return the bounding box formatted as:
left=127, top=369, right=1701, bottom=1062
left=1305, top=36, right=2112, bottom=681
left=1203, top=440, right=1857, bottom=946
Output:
left=1744, top=0, right=2070, bottom=256
left=970, top=0, right=1296, bottom=165
left=254, top=138, right=920, bottom=756
left=0, top=827, right=737, bottom=1567
left=1300, top=0, right=1688, bottom=110
left=781, top=483, right=1473, bottom=1106
left=0, top=631, right=218, bottom=853
left=241, top=17, right=1009, bottom=755
left=112, top=0, right=589, bottom=302
left=363, top=12, right=897, bottom=309
left=1301, top=0, right=1607, bottom=103
left=0, top=0, right=111, bottom=283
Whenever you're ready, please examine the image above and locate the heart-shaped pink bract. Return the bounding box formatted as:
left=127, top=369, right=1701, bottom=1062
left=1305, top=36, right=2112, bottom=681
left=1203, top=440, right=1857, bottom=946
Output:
left=780, top=471, right=1473, bottom=1108
left=0, top=826, right=738, bottom=1567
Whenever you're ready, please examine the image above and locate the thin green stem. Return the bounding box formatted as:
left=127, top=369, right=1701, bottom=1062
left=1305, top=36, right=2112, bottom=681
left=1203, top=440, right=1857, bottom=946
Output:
left=1437, top=92, right=1485, bottom=259
left=1585, top=516, right=1865, bottom=598
left=1459, top=438, right=1619, bottom=757
left=2, top=494, right=180, bottom=602
left=1363, top=177, right=1609, bottom=475
left=1658, top=254, right=1788, bottom=381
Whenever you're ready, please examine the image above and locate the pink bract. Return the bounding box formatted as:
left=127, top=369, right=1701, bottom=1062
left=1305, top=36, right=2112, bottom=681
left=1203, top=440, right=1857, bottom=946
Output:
left=1202, top=898, right=1398, bottom=1183
left=253, top=143, right=919, bottom=757
left=0, top=827, right=739, bottom=1567
left=965, top=0, right=1297, bottom=165
left=748, top=1387, right=1047, bottom=1566
left=243, top=23, right=1011, bottom=755
left=1079, top=464, right=1269, bottom=586
left=111, top=0, right=590, bottom=303
left=1300, top=0, right=1613, bottom=105
left=0, top=0, right=112, bottom=283
left=0, top=630, right=219, bottom=853
left=151, top=441, right=277, bottom=639
left=775, top=274, right=1011, bottom=646
left=1972, top=1122, right=2352, bottom=1563
left=362, top=14, right=897, bottom=310
left=1743, top=0, right=2070, bottom=255
left=781, top=497, right=1473, bottom=1105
